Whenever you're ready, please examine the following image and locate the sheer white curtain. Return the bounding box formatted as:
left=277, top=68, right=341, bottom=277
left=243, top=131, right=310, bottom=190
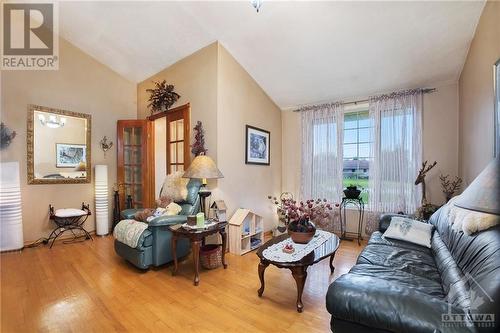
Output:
left=368, top=90, right=423, bottom=214
left=300, top=103, right=344, bottom=202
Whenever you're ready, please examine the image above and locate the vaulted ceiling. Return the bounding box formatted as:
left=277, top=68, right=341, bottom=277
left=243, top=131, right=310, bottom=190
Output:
left=59, top=1, right=484, bottom=109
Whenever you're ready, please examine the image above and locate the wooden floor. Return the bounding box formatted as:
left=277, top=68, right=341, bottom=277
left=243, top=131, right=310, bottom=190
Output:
left=1, top=236, right=365, bottom=333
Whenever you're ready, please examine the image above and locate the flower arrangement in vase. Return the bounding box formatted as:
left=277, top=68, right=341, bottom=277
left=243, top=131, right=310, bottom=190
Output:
left=269, top=195, right=333, bottom=244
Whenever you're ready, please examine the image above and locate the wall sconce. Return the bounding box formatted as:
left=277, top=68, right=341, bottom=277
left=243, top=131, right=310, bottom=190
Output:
left=99, top=136, right=113, bottom=157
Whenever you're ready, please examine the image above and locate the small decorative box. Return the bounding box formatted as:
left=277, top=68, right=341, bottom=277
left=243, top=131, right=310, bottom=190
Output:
left=187, top=215, right=197, bottom=226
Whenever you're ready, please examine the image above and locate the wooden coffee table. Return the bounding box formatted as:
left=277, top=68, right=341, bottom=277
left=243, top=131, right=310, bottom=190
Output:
left=169, top=221, right=228, bottom=286
left=256, top=232, right=340, bottom=312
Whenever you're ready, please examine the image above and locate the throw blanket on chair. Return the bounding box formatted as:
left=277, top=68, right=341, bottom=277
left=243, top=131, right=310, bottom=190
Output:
left=113, top=219, right=148, bottom=248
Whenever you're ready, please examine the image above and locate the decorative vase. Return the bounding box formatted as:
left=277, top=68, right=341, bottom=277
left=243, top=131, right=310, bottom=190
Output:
left=344, top=185, right=361, bottom=199
left=287, top=219, right=316, bottom=244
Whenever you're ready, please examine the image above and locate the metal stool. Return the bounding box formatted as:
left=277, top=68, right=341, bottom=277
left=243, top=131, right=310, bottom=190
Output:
left=46, top=203, right=93, bottom=248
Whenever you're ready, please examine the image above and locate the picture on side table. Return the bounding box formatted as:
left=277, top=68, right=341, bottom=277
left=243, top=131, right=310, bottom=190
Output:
left=245, top=125, right=270, bottom=165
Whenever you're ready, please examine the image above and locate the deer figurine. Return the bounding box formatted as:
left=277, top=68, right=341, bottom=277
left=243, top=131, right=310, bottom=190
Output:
left=415, top=160, right=437, bottom=205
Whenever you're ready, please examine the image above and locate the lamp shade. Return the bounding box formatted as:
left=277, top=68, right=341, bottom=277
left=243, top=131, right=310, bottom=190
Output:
left=0, top=162, right=24, bottom=251
left=94, top=165, right=109, bottom=235
left=182, top=155, right=223, bottom=180
left=454, top=158, right=500, bottom=215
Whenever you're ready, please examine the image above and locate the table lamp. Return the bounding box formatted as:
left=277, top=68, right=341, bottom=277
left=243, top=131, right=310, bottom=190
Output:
left=182, top=154, right=223, bottom=216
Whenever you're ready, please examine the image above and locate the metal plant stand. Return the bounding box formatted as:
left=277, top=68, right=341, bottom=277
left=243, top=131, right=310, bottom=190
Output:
left=338, top=197, right=364, bottom=245
left=46, top=203, right=93, bottom=248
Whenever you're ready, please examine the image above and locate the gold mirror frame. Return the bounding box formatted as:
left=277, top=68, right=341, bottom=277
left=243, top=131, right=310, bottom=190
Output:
left=27, top=104, right=92, bottom=184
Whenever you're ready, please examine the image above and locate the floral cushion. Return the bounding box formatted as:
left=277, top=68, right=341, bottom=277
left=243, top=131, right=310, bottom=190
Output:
left=382, top=217, right=433, bottom=248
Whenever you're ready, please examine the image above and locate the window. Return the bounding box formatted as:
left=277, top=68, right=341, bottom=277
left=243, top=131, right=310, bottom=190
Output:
left=343, top=109, right=372, bottom=202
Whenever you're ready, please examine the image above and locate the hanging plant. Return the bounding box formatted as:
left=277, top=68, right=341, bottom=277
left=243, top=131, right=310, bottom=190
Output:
left=146, top=80, right=180, bottom=115
left=0, top=122, right=16, bottom=150
left=191, top=121, right=207, bottom=156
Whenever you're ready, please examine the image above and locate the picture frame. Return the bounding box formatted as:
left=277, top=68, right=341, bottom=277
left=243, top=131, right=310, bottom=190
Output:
left=245, top=125, right=270, bottom=165
left=56, top=143, right=86, bottom=168
left=494, top=58, right=500, bottom=157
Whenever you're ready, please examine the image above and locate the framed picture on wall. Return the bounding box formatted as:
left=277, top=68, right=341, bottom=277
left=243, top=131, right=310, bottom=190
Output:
left=495, top=58, right=500, bottom=157
left=245, top=125, right=270, bottom=165
left=56, top=143, right=86, bottom=167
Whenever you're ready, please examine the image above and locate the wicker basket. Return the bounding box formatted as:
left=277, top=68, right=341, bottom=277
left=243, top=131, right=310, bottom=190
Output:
left=200, top=244, right=222, bottom=269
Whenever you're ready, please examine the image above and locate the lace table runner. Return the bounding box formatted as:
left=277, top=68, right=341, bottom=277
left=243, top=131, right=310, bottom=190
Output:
left=181, top=221, right=217, bottom=230
left=262, top=230, right=332, bottom=262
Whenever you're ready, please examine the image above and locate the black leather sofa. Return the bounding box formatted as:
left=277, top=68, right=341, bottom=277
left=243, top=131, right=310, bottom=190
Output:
left=326, top=208, right=500, bottom=333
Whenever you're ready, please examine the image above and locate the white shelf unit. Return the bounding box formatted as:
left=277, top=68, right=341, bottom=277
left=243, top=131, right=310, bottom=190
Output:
left=229, top=208, right=264, bottom=255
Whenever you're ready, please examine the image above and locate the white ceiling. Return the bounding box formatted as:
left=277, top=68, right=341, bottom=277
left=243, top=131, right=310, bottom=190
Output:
left=59, top=1, right=485, bottom=109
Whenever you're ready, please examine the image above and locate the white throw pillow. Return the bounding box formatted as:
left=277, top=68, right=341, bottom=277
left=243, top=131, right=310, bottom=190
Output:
left=161, top=171, right=189, bottom=202
left=383, top=217, right=433, bottom=248
left=55, top=208, right=87, bottom=218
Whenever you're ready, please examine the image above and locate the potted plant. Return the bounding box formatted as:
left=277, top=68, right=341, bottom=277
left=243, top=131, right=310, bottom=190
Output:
left=280, top=198, right=333, bottom=244
left=146, top=80, right=180, bottom=115
left=343, top=184, right=361, bottom=199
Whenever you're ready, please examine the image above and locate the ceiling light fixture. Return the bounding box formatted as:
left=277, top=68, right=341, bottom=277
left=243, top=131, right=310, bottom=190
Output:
left=38, top=114, right=66, bottom=128
left=251, top=0, right=263, bottom=12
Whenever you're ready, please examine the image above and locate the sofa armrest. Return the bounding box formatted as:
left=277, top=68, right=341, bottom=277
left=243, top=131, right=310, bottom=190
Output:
left=327, top=274, right=477, bottom=333
left=378, top=213, right=409, bottom=232
left=121, top=208, right=142, bottom=220
left=148, top=215, right=187, bottom=227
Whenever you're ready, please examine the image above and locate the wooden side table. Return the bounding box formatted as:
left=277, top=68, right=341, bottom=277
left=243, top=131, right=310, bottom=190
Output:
left=256, top=232, right=340, bottom=312
left=169, top=221, right=228, bottom=286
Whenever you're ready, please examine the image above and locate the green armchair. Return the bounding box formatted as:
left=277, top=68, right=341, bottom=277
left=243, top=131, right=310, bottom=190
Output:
left=114, top=179, right=202, bottom=269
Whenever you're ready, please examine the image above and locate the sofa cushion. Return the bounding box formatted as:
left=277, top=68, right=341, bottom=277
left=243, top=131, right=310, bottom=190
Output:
left=160, top=171, right=189, bottom=202
left=369, top=231, right=433, bottom=253
left=430, top=205, right=500, bottom=322
left=357, top=243, right=441, bottom=282
left=383, top=216, right=433, bottom=248
left=326, top=273, right=475, bottom=333
left=349, top=264, right=445, bottom=297
left=160, top=177, right=201, bottom=206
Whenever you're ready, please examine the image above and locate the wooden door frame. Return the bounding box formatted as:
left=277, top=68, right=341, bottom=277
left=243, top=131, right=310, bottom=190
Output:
left=148, top=103, right=191, bottom=175
left=117, top=120, right=155, bottom=208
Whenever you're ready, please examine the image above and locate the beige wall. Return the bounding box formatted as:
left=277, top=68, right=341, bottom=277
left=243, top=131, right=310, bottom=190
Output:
left=215, top=44, right=282, bottom=231
left=423, top=82, right=460, bottom=203
left=459, top=0, right=500, bottom=184
left=137, top=43, right=219, bottom=166
left=138, top=42, right=282, bottom=232
left=0, top=38, right=137, bottom=242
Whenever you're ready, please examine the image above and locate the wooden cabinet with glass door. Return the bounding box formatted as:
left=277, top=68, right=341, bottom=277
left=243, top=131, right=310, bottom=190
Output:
left=117, top=120, right=154, bottom=209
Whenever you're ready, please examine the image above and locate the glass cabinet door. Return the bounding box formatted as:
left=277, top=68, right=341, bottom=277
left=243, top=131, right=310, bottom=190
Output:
left=117, top=120, right=153, bottom=209
left=166, top=106, right=190, bottom=174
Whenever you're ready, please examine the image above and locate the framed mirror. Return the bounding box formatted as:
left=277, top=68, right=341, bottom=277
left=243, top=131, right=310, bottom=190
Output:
left=27, top=104, right=91, bottom=184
